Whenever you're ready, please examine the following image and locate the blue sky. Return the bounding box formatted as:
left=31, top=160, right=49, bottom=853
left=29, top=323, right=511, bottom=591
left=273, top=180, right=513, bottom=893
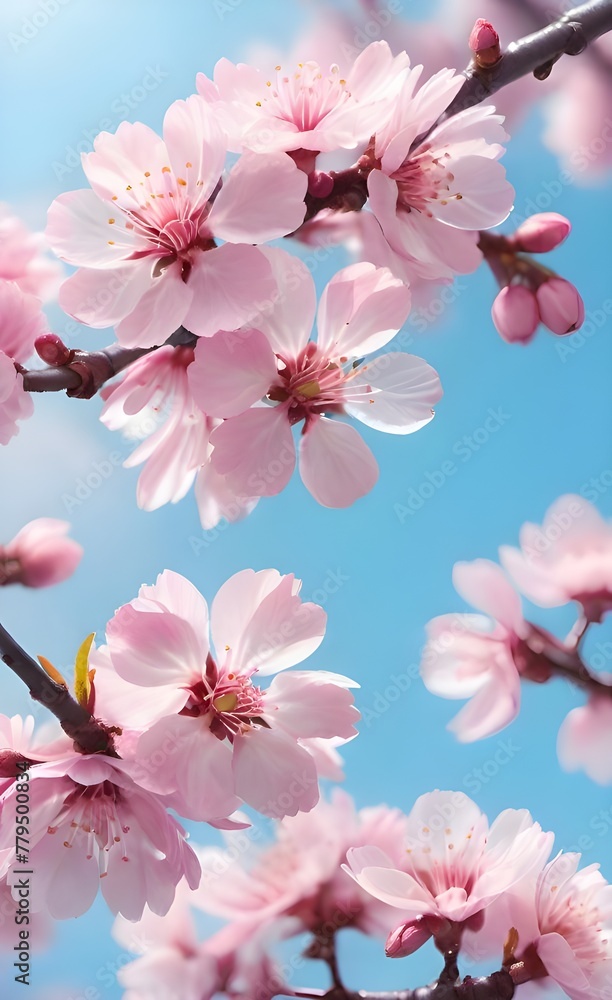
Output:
left=1, top=1, right=611, bottom=997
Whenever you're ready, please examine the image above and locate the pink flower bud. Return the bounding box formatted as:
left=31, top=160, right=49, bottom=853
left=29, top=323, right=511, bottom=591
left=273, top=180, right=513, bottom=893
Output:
left=386, top=919, right=433, bottom=958
left=307, top=170, right=335, bottom=199
left=4, top=519, right=82, bottom=587
left=536, top=278, right=585, bottom=335
left=35, top=333, right=73, bottom=367
left=513, top=213, right=571, bottom=253
left=492, top=285, right=539, bottom=344
left=469, top=19, right=501, bottom=67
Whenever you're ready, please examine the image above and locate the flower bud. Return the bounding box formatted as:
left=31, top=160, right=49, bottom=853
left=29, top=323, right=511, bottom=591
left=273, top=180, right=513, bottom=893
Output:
left=35, top=333, right=73, bottom=367
left=469, top=19, right=501, bottom=67
left=308, top=171, right=335, bottom=198
left=513, top=213, right=571, bottom=253
left=386, top=919, right=433, bottom=958
left=536, top=278, right=584, bottom=335
left=4, top=519, right=82, bottom=587
left=492, top=285, right=539, bottom=344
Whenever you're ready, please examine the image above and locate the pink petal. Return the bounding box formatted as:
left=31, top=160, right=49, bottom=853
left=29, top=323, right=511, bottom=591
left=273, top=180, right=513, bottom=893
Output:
left=188, top=328, right=277, bottom=417
left=194, top=460, right=258, bottom=530
left=184, top=243, right=275, bottom=338
left=557, top=698, right=612, bottom=784
left=106, top=601, right=206, bottom=692
left=345, top=848, right=434, bottom=912
left=429, top=157, right=514, bottom=230
left=299, top=417, right=378, bottom=507
left=211, top=570, right=326, bottom=676
left=115, top=266, right=193, bottom=348
left=266, top=670, right=359, bottom=738
left=252, top=247, right=316, bottom=357
left=81, top=120, right=169, bottom=210
left=208, top=152, right=307, bottom=243
left=210, top=406, right=295, bottom=497
left=452, top=560, right=524, bottom=633
left=163, top=95, right=226, bottom=205
left=57, top=263, right=156, bottom=329
left=46, top=189, right=137, bottom=268
left=537, top=932, right=591, bottom=992
left=448, top=673, right=521, bottom=743
left=211, top=568, right=284, bottom=650
left=344, top=352, right=442, bottom=434
left=232, top=726, right=319, bottom=818
left=316, top=262, right=411, bottom=358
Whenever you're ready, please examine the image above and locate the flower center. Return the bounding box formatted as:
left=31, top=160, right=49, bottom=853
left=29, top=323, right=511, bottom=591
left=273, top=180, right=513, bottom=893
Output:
left=181, top=656, right=265, bottom=742
left=392, top=146, right=463, bottom=214
left=47, top=780, right=131, bottom=869
left=257, top=62, right=350, bottom=132
left=107, top=164, right=217, bottom=279
left=267, top=342, right=355, bottom=426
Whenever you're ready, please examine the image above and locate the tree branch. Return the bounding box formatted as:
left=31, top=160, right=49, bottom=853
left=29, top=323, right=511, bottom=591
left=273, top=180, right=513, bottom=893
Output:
left=0, top=621, right=119, bottom=756
left=440, top=0, right=612, bottom=119
left=304, top=0, right=612, bottom=222
left=287, top=970, right=515, bottom=999
left=520, top=624, right=612, bottom=699
left=21, top=326, right=196, bottom=397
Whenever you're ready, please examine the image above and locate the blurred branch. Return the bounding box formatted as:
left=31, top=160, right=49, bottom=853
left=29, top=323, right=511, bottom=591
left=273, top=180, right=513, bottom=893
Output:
left=288, top=969, right=515, bottom=999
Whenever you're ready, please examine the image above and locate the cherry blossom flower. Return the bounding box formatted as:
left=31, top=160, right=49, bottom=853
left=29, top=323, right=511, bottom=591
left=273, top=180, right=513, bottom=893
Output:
left=499, top=495, right=612, bottom=622
left=189, top=251, right=441, bottom=508
left=197, top=789, right=410, bottom=938
left=46, top=96, right=308, bottom=347
left=196, top=42, right=410, bottom=157
left=508, top=853, right=612, bottom=1000
left=99, top=345, right=257, bottom=528
left=0, top=280, right=48, bottom=445
left=344, top=790, right=553, bottom=956
left=420, top=560, right=528, bottom=742
left=102, top=568, right=358, bottom=821
left=0, top=518, right=82, bottom=587
left=0, top=204, right=63, bottom=302
left=114, top=884, right=291, bottom=1000
left=0, top=752, right=200, bottom=920
left=365, top=66, right=514, bottom=283
left=557, top=696, right=612, bottom=784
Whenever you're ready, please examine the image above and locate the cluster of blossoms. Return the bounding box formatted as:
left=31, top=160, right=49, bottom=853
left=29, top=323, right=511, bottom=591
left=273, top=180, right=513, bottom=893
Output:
left=421, top=494, right=612, bottom=782
left=0, top=37, right=586, bottom=532
left=112, top=789, right=612, bottom=1000
left=0, top=566, right=358, bottom=920
left=0, top=207, right=62, bottom=445
left=24, top=40, right=515, bottom=522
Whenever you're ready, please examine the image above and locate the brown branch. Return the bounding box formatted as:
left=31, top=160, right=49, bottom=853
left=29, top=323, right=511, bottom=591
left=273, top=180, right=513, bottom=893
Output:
left=439, top=0, right=612, bottom=119
left=520, top=623, right=612, bottom=699
left=287, top=970, right=515, bottom=1000
left=21, top=326, right=196, bottom=397
left=0, top=622, right=119, bottom=756
left=304, top=0, right=612, bottom=224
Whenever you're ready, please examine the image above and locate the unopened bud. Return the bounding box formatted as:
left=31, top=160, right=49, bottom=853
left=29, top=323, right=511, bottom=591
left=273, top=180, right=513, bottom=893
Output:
left=513, top=213, right=571, bottom=253
left=385, top=917, right=435, bottom=958
left=492, top=285, right=539, bottom=344
left=469, top=19, right=501, bottom=67
left=308, top=171, right=335, bottom=198
left=35, top=333, right=73, bottom=367
left=536, top=277, right=585, bottom=335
